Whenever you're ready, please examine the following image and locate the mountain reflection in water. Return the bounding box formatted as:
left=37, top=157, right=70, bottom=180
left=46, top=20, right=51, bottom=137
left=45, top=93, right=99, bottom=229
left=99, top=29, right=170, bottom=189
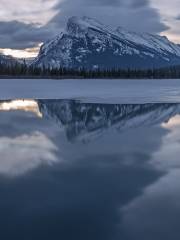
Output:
left=0, top=99, right=180, bottom=240
left=38, top=100, right=180, bottom=142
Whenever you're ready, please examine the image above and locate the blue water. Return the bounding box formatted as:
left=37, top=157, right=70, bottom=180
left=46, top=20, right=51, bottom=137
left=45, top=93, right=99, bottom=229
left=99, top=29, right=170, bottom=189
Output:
left=0, top=99, right=179, bottom=240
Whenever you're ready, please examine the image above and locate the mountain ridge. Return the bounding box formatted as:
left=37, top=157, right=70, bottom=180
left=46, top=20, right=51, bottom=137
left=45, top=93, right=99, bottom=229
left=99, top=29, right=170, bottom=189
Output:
left=32, top=16, right=180, bottom=70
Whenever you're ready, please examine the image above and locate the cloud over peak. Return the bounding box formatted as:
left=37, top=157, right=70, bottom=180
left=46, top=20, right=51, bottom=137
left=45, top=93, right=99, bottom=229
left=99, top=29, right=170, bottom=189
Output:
left=0, top=0, right=171, bottom=55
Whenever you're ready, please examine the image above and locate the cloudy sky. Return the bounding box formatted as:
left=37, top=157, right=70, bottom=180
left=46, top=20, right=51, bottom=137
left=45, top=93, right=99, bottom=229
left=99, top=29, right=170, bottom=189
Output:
left=0, top=0, right=180, bottom=58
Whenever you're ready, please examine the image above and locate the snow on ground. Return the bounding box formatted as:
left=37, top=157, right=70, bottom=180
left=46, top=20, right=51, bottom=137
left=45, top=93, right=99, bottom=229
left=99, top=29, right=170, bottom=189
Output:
left=1, top=79, right=180, bottom=103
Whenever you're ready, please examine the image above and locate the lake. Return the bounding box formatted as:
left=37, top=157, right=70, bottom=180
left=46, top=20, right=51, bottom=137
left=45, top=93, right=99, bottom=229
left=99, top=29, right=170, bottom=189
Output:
left=0, top=98, right=180, bottom=239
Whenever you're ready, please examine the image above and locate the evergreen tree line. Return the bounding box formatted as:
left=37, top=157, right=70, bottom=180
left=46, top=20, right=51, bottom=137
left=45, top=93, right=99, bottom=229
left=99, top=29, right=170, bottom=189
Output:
left=2, top=61, right=180, bottom=79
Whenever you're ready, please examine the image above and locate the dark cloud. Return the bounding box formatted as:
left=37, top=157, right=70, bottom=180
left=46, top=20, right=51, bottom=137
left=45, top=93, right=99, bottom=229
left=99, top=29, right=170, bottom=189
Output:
left=51, top=0, right=169, bottom=33
left=55, top=0, right=149, bottom=8
left=0, top=0, right=169, bottom=50
left=0, top=21, right=55, bottom=49
left=130, top=0, right=149, bottom=8
left=175, top=15, right=180, bottom=21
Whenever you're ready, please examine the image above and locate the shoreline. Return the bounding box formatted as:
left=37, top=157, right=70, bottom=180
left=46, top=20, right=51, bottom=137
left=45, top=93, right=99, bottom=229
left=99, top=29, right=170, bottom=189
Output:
left=0, top=76, right=180, bottom=80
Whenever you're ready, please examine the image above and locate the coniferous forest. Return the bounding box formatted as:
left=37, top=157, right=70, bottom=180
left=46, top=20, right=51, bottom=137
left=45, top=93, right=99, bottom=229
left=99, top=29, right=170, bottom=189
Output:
left=2, top=60, right=180, bottom=79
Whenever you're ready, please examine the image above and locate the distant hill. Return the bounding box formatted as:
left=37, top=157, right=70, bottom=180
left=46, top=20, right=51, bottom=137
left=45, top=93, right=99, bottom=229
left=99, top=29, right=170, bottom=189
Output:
left=0, top=54, right=17, bottom=66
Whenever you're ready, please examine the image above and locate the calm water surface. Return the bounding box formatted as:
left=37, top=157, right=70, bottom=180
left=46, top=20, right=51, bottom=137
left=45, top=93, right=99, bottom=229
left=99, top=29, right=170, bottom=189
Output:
left=0, top=99, right=180, bottom=239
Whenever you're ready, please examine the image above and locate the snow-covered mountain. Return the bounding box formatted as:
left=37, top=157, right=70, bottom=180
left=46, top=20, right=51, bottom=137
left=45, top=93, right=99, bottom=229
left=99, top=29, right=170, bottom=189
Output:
left=0, top=54, right=17, bottom=66
left=33, top=16, right=180, bottom=69
left=38, top=100, right=180, bottom=143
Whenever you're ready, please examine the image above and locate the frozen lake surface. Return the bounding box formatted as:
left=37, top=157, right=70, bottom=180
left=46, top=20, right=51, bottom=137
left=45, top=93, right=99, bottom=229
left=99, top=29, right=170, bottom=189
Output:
left=1, top=79, right=180, bottom=103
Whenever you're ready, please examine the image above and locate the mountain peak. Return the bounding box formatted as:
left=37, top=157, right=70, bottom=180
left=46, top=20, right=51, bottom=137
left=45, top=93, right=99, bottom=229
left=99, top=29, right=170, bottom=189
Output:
left=33, top=16, right=180, bottom=70
left=67, top=16, right=104, bottom=28
left=66, top=16, right=112, bottom=36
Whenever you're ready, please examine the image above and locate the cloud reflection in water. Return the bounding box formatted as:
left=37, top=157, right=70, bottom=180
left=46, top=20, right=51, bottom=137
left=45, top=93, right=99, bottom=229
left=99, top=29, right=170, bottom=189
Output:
left=0, top=132, right=58, bottom=177
left=0, top=100, right=59, bottom=177
left=120, top=114, right=180, bottom=240
left=0, top=100, right=42, bottom=117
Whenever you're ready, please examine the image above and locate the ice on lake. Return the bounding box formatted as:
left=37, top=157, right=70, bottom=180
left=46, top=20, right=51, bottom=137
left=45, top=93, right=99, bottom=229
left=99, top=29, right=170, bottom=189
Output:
left=1, top=79, right=180, bottom=103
